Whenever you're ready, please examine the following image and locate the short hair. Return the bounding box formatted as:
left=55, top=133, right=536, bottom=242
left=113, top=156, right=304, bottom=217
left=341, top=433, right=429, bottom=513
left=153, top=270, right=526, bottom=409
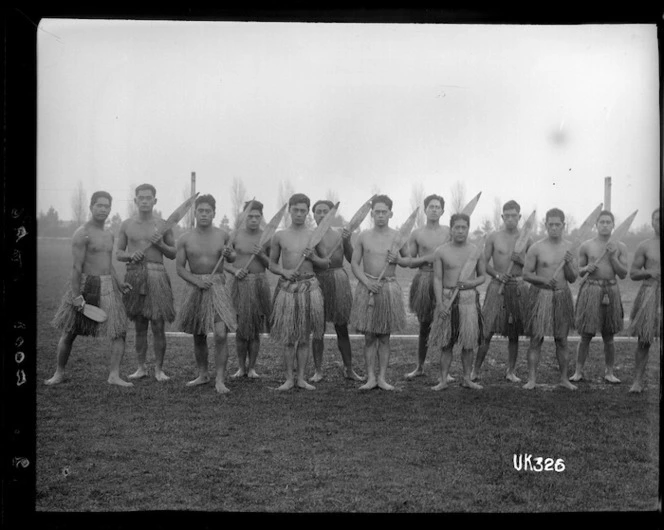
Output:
left=135, top=183, right=157, bottom=197
left=195, top=194, right=216, bottom=211
left=502, top=200, right=521, bottom=213
left=450, top=213, right=470, bottom=227
left=90, top=191, right=112, bottom=208
left=545, top=208, right=565, bottom=223
left=243, top=200, right=264, bottom=214
left=424, top=194, right=445, bottom=210
left=312, top=200, right=335, bottom=213
left=597, top=210, right=615, bottom=223
left=289, top=193, right=310, bottom=209
left=372, top=194, right=393, bottom=210
left=652, top=208, right=660, bottom=219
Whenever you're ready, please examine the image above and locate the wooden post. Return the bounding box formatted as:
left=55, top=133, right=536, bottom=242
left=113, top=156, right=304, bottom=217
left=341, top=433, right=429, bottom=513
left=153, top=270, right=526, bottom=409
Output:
left=604, top=176, right=611, bottom=212
left=190, top=172, right=196, bottom=228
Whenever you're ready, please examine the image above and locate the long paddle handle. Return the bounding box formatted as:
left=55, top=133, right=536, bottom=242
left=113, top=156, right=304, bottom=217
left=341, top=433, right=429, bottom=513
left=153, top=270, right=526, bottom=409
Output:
left=497, top=261, right=515, bottom=295
left=578, top=247, right=610, bottom=288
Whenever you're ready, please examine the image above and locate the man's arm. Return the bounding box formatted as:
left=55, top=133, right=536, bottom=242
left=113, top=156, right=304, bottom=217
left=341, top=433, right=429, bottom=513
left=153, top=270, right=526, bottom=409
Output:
left=577, top=241, right=592, bottom=277
left=466, top=252, right=487, bottom=289
left=432, top=249, right=444, bottom=309
left=406, top=231, right=431, bottom=268
left=522, top=246, right=543, bottom=286
left=562, top=245, right=578, bottom=284
left=342, top=228, right=353, bottom=263
left=269, top=233, right=296, bottom=280
left=483, top=233, right=499, bottom=279
left=175, top=236, right=206, bottom=289
left=69, top=228, right=87, bottom=303
left=115, top=220, right=133, bottom=263
left=629, top=243, right=650, bottom=281
left=151, top=226, right=176, bottom=260
left=350, top=234, right=377, bottom=292
left=609, top=242, right=628, bottom=280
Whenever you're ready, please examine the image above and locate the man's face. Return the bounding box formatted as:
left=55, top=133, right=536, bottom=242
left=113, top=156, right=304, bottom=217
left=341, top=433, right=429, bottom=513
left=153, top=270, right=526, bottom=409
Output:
left=135, top=190, right=156, bottom=212
left=195, top=202, right=215, bottom=227
left=289, top=203, right=309, bottom=226
left=502, top=209, right=521, bottom=230
left=90, top=198, right=111, bottom=222
left=313, top=204, right=331, bottom=226
left=425, top=199, right=443, bottom=221
left=652, top=211, right=660, bottom=236
left=451, top=219, right=469, bottom=242
left=546, top=216, right=565, bottom=238
left=371, top=202, right=392, bottom=227
left=246, top=209, right=262, bottom=230
left=596, top=215, right=614, bottom=237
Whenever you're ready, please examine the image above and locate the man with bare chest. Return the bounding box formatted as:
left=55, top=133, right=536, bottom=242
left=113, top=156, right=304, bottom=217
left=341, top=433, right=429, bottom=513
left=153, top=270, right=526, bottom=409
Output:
left=47, top=191, right=133, bottom=387
left=270, top=193, right=328, bottom=391
left=472, top=200, right=532, bottom=383
left=116, top=184, right=176, bottom=382
left=427, top=213, right=486, bottom=391
left=225, top=200, right=272, bottom=378
left=404, top=194, right=450, bottom=380
left=628, top=208, right=660, bottom=393
left=175, top=194, right=237, bottom=394
left=522, top=208, right=578, bottom=390
left=310, top=199, right=363, bottom=382
left=350, top=195, right=409, bottom=391
left=571, top=211, right=628, bottom=383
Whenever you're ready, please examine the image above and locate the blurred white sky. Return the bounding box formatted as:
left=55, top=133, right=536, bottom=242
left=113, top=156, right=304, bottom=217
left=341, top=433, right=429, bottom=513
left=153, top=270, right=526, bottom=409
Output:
left=37, top=20, right=660, bottom=231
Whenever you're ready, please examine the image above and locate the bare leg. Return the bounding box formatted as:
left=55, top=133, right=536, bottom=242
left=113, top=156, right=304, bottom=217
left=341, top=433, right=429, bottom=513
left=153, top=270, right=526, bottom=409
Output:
left=277, top=343, right=296, bottom=391
left=213, top=322, right=230, bottom=394
left=505, top=337, right=521, bottom=382
left=570, top=334, right=592, bottom=382
left=630, top=340, right=650, bottom=393
left=336, top=324, right=363, bottom=380
left=151, top=319, right=170, bottom=381
left=296, top=341, right=315, bottom=390
left=107, top=336, right=133, bottom=387
left=232, top=336, right=249, bottom=378
left=432, top=347, right=453, bottom=391
left=187, top=334, right=210, bottom=386
left=523, top=337, right=542, bottom=390
left=555, top=337, right=577, bottom=390
left=359, top=334, right=378, bottom=390
left=406, top=321, right=430, bottom=378
left=471, top=333, right=492, bottom=381
left=310, top=337, right=324, bottom=382
left=602, top=333, right=620, bottom=383
left=461, top=348, right=483, bottom=389
left=45, top=332, right=76, bottom=385
left=246, top=337, right=261, bottom=378
left=128, top=317, right=150, bottom=379
left=376, top=334, right=394, bottom=390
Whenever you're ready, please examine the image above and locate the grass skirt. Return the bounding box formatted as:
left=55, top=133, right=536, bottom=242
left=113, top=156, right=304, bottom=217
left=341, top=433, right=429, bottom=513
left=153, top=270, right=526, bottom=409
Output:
left=409, top=269, right=435, bottom=323
left=52, top=274, right=128, bottom=339
left=123, top=262, right=175, bottom=322
left=628, top=278, right=661, bottom=343
left=574, top=279, right=623, bottom=336
left=526, top=284, right=574, bottom=340
left=350, top=276, right=406, bottom=335
left=176, top=274, right=237, bottom=335
left=482, top=277, right=530, bottom=337
left=230, top=272, right=272, bottom=340
left=270, top=276, right=325, bottom=345
left=427, top=288, right=483, bottom=352
left=317, top=267, right=353, bottom=325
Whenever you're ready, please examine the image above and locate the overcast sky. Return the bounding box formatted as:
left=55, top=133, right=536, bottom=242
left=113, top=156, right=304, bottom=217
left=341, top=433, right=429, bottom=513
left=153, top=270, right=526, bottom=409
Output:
left=37, top=20, right=659, bottom=231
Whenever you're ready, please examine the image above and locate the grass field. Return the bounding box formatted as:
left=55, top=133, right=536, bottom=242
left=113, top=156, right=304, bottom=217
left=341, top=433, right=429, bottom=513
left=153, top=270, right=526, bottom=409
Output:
left=36, top=238, right=659, bottom=513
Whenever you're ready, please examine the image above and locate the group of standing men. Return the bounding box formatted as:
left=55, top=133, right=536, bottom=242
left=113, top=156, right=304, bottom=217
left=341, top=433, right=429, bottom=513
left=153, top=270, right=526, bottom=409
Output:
left=46, top=184, right=660, bottom=395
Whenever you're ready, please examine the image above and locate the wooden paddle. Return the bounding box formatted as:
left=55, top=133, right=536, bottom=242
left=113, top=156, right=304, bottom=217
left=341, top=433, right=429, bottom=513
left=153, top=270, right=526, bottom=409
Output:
left=442, top=234, right=487, bottom=313
left=210, top=197, right=257, bottom=276
left=498, top=210, right=537, bottom=295
left=578, top=209, right=638, bottom=288
left=240, top=203, right=288, bottom=273
left=460, top=191, right=482, bottom=215
left=323, top=195, right=376, bottom=259
left=293, top=202, right=341, bottom=273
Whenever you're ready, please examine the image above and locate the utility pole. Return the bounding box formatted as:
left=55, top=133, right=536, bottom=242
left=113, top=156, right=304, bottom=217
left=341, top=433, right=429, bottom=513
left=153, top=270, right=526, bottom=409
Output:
left=604, top=176, right=612, bottom=212
left=190, top=172, right=196, bottom=228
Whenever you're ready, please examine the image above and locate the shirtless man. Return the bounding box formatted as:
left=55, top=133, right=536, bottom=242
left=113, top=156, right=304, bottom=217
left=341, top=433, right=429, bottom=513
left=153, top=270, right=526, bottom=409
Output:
left=310, top=199, right=363, bottom=382
left=404, top=194, right=450, bottom=379
left=269, top=193, right=328, bottom=391
left=349, top=195, right=409, bottom=391
left=471, top=200, right=532, bottom=383
left=116, top=183, right=176, bottom=382
left=627, top=208, right=660, bottom=393
left=571, top=211, right=628, bottom=383
left=175, top=194, right=237, bottom=394
left=46, top=191, right=133, bottom=387
left=224, top=200, right=272, bottom=378
left=522, top=208, right=578, bottom=390
left=427, top=214, right=486, bottom=391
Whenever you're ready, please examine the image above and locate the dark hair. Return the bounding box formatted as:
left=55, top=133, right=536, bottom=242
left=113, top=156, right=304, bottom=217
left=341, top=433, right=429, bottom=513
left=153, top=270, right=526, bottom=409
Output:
left=424, top=194, right=445, bottom=210
left=450, top=213, right=470, bottom=227
left=135, top=183, right=157, bottom=197
left=90, top=191, right=112, bottom=208
left=597, top=210, right=615, bottom=223
left=243, top=200, right=264, bottom=214
left=195, top=194, right=216, bottom=211
left=312, top=200, right=335, bottom=213
left=289, top=193, right=311, bottom=209
left=372, top=194, right=393, bottom=210
left=545, top=208, right=565, bottom=223
left=502, top=200, right=521, bottom=213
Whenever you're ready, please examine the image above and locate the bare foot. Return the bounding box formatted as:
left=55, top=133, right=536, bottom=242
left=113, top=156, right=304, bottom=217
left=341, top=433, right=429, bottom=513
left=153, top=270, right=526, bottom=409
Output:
left=186, top=375, right=210, bottom=387
left=309, top=372, right=324, bottom=383
left=277, top=379, right=295, bottom=391
left=231, top=369, right=246, bottom=378
left=247, top=369, right=261, bottom=378
left=155, top=370, right=170, bottom=382
left=431, top=382, right=449, bottom=391
left=523, top=380, right=537, bottom=390
left=344, top=368, right=365, bottom=381
left=505, top=372, right=521, bottom=383
left=447, top=374, right=455, bottom=383
left=359, top=379, right=377, bottom=390
left=297, top=380, right=316, bottom=391
left=45, top=373, right=65, bottom=385
left=107, top=376, right=134, bottom=387
left=629, top=382, right=644, bottom=393
left=405, top=367, right=424, bottom=379
left=377, top=379, right=395, bottom=391
left=128, top=368, right=149, bottom=380
left=558, top=380, right=578, bottom=391
left=215, top=380, right=230, bottom=394
left=569, top=372, right=584, bottom=382
left=604, top=374, right=621, bottom=384
left=470, top=370, right=480, bottom=381
left=461, top=379, right=483, bottom=390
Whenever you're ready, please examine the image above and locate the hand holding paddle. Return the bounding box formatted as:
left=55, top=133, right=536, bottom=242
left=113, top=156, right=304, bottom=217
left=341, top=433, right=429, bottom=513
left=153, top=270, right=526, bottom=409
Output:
left=498, top=210, right=536, bottom=294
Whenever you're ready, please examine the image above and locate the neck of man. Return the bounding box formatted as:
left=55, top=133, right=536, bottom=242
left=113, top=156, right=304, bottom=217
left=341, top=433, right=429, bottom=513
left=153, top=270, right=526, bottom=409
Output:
left=373, top=224, right=390, bottom=233
left=138, top=210, right=153, bottom=221
left=504, top=225, right=518, bottom=235
left=426, top=218, right=440, bottom=228
left=452, top=239, right=467, bottom=247
left=196, top=224, right=213, bottom=233
left=89, top=219, right=105, bottom=230
left=290, top=222, right=307, bottom=231
left=597, top=233, right=611, bottom=243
